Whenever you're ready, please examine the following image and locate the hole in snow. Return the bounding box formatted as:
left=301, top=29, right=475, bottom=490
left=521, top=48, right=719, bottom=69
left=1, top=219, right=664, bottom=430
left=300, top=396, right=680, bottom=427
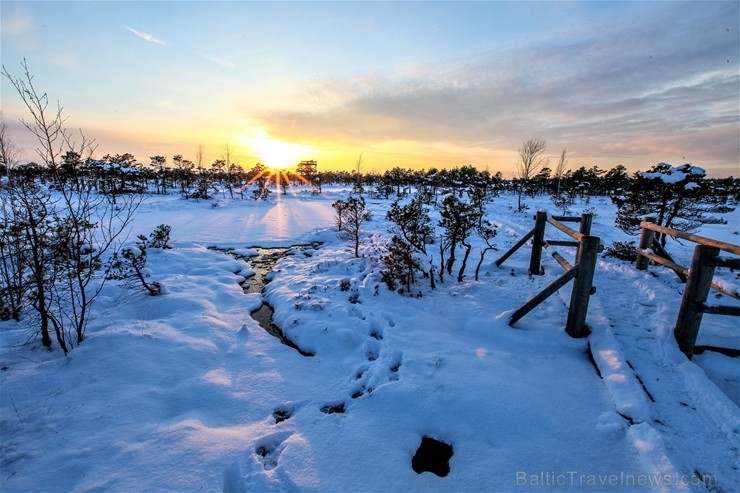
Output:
left=411, top=436, right=453, bottom=477
left=319, top=402, right=346, bottom=414
left=272, top=405, right=294, bottom=423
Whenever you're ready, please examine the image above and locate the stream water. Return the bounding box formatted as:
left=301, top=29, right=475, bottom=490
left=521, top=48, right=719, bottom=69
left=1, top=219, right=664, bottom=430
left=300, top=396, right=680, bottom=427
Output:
left=212, top=244, right=319, bottom=357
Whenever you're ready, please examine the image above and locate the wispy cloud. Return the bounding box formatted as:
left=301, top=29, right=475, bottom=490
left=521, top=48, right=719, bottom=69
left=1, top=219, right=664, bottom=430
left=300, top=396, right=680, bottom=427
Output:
left=0, top=11, right=33, bottom=36
left=253, top=2, right=739, bottom=170
left=197, top=52, right=236, bottom=69
left=124, top=26, right=167, bottom=46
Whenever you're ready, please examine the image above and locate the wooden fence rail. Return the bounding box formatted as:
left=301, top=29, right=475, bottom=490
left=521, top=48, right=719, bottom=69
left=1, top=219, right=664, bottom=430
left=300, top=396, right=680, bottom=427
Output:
left=635, top=218, right=739, bottom=359
left=498, top=211, right=600, bottom=338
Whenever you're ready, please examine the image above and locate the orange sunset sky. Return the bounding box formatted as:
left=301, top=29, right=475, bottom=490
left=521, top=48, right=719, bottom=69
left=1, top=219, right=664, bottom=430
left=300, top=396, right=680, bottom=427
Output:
left=1, top=1, right=738, bottom=177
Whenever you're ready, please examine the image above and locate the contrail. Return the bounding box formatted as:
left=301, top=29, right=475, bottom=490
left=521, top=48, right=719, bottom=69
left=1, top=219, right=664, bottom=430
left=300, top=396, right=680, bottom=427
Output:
left=124, top=26, right=167, bottom=46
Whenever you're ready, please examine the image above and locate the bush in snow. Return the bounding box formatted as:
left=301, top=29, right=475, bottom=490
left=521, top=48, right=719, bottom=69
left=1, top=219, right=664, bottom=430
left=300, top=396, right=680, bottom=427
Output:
left=107, top=234, right=161, bottom=296
left=147, top=224, right=172, bottom=249
left=386, top=197, right=434, bottom=255
left=252, top=186, right=271, bottom=201
left=603, top=241, right=638, bottom=262
left=381, top=235, right=422, bottom=294
left=384, top=196, right=436, bottom=290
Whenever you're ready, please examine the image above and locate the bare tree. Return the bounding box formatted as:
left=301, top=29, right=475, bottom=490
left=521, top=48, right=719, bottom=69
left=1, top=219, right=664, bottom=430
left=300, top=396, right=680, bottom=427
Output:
left=195, top=143, right=205, bottom=174
left=0, top=124, right=25, bottom=320
left=353, top=153, right=364, bottom=195
left=3, top=59, right=139, bottom=353
left=516, top=137, right=548, bottom=211
left=554, top=149, right=568, bottom=196
left=223, top=142, right=234, bottom=198
left=0, top=120, right=22, bottom=178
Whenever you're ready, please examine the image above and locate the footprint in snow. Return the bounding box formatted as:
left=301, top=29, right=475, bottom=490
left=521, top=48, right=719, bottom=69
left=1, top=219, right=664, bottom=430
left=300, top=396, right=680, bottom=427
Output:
left=271, top=403, right=296, bottom=424
left=254, top=431, right=293, bottom=471
left=363, top=339, right=380, bottom=361
left=350, top=349, right=403, bottom=398
left=319, top=402, right=346, bottom=414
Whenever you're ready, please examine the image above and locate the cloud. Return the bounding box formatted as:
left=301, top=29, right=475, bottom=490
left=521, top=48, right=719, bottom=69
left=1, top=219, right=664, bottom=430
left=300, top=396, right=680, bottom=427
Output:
left=197, top=52, right=236, bottom=69
left=0, top=10, right=32, bottom=36
left=252, top=2, right=738, bottom=170
left=124, top=26, right=167, bottom=46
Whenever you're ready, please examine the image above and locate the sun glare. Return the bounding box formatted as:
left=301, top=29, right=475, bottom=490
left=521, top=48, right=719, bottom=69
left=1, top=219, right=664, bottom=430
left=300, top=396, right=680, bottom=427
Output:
left=244, top=129, right=313, bottom=170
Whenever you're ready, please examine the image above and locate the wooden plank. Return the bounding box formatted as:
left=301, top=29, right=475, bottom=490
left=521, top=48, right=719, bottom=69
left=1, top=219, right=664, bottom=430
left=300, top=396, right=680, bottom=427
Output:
left=674, top=245, right=719, bottom=359
left=509, top=265, right=579, bottom=326
left=700, top=304, right=740, bottom=316
left=635, top=248, right=688, bottom=276
left=640, top=221, right=740, bottom=256
left=495, top=228, right=535, bottom=267
left=547, top=217, right=584, bottom=242
left=545, top=240, right=579, bottom=248
left=714, top=257, right=740, bottom=269
left=551, top=215, right=582, bottom=223
left=550, top=251, right=573, bottom=271
left=635, top=248, right=739, bottom=300
left=566, top=235, right=600, bottom=338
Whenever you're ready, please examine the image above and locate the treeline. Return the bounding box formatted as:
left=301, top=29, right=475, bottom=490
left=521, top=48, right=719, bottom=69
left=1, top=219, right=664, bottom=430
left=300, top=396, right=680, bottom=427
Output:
left=4, top=157, right=738, bottom=206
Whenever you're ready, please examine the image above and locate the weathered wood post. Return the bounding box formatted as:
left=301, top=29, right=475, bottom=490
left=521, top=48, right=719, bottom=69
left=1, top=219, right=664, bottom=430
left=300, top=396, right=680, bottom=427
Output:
left=674, top=245, right=719, bottom=359
left=576, top=213, right=593, bottom=259
left=579, top=213, right=593, bottom=236
left=566, top=235, right=600, bottom=338
left=635, top=217, right=656, bottom=270
left=529, top=211, right=547, bottom=275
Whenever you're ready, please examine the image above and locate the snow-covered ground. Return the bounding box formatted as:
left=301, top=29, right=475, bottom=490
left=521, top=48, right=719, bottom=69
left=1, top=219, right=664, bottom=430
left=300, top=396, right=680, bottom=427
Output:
left=1, top=187, right=738, bottom=492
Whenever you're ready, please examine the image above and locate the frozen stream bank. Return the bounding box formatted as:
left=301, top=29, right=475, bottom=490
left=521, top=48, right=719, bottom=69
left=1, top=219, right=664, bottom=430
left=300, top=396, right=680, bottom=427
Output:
left=212, top=245, right=319, bottom=357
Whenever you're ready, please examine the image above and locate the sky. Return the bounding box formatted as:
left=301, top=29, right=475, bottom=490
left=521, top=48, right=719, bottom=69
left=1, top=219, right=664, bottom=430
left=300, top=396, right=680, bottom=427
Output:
left=1, top=1, right=738, bottom=177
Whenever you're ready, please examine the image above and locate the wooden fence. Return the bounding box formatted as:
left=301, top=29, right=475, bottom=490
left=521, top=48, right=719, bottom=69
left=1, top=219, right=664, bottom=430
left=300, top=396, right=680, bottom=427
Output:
left=635, top=218, right=740, bottom=359
left=496, top=211, right=602, bottom=338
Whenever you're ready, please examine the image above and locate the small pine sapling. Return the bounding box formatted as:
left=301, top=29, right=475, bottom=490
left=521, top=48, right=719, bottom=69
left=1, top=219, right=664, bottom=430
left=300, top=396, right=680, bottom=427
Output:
left=381, top=235, right=422, bottom=294
left=107, top=234, right=161, bottom=295
left=148, top=224, right=172, bottom=249
left=335, top=196, right=371, bottom=257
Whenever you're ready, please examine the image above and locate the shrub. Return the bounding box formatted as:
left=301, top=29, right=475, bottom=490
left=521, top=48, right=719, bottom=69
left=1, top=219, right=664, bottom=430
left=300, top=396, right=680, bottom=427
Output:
left=603, top=241, right=638, bottom=262
left=148, top=224, right=172, bottom=249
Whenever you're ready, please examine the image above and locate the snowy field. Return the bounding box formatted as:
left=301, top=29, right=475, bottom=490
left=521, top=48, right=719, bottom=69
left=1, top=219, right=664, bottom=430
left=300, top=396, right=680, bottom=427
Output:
left=1, top=187, right=738, bottom=492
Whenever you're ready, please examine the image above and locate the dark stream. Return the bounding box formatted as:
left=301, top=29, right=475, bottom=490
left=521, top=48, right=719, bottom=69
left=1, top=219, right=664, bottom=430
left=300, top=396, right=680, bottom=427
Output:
left=211, top=245, right=318, bottom=357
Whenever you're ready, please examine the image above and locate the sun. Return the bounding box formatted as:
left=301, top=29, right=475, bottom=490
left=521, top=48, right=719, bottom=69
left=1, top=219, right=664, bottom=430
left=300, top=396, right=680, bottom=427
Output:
left=243, top=129, right=312, bottom=170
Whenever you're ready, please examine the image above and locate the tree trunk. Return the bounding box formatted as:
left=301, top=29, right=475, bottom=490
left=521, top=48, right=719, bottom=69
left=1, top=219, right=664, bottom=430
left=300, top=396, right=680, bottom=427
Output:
left=457, top=242, right=472, bottom=282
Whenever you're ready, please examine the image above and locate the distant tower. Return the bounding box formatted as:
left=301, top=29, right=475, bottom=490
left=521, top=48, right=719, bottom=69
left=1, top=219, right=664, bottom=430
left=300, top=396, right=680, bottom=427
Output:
left=297, top=160, right=318, bottom=183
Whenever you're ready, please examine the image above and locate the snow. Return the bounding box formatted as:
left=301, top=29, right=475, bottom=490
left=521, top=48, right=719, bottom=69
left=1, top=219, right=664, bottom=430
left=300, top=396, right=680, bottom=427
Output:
left=640, top=163, right=706, bottom=184
left=1, top=188, right=738, bottom=492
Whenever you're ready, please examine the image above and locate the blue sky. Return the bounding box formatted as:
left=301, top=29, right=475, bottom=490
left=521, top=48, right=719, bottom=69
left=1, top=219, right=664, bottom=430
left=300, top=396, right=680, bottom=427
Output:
left=1, top=1, right=738, bottom=176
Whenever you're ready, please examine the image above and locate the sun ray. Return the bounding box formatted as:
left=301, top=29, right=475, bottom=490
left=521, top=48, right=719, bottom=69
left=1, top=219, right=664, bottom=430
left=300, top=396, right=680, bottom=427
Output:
left=241, top=129, right=314, bottom=170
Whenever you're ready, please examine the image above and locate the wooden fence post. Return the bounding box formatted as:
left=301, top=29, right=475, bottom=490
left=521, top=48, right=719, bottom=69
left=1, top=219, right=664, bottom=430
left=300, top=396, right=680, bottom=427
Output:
left=529, top=211, right=547, bottom=275
left=579, top=213, right=593, bottom=236
left=635, top=217, right=656, bottom=270
left=576, top=213, right=593, bottom=259
left=674, top=245, right=719, bottom=359
left=566, top=235, right=600, bottom=338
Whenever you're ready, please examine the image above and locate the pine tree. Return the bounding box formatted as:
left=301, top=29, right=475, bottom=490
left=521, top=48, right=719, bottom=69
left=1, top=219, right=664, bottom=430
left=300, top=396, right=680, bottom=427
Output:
left=335, top=196, right=371, bottom=257
left=438, top=195, right=478, bottom=281
left=381, top=235, right=422, bottom=293
left=612, top=163, right=733, bottom=247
